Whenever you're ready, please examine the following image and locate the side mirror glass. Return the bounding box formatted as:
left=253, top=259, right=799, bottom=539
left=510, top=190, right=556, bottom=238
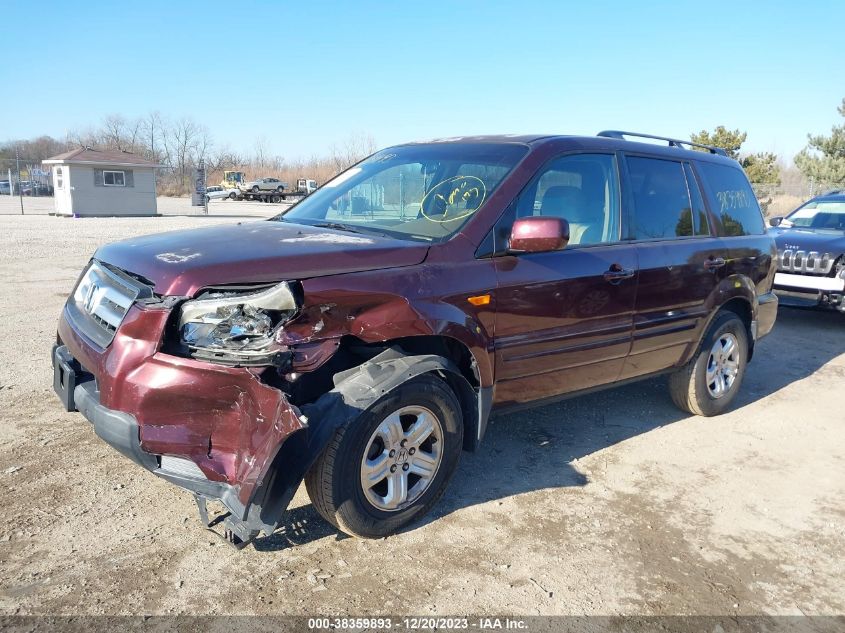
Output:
left=768, top=216, right=783, bottom=227
left=509, top=216, right=570, bottom=254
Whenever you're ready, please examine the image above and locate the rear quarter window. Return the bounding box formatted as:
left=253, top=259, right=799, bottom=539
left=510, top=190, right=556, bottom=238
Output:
left=697, top=162, right=765, bottom=236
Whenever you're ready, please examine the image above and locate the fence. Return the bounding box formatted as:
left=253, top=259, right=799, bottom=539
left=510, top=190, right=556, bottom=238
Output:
left=0, top=156, right=55, bottom=214
left=752, top=181, right=842, bottom=217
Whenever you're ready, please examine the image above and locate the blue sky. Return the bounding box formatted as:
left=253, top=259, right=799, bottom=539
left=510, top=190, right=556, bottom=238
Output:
left=1, top=0, right=842, bottom=162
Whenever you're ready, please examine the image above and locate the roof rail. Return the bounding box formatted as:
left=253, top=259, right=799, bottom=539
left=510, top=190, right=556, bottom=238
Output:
left=597, top=130, right=727, bottom=156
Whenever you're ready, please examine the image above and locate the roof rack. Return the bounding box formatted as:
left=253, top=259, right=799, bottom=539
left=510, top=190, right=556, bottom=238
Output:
left=597, top=130, right=727, bottom=156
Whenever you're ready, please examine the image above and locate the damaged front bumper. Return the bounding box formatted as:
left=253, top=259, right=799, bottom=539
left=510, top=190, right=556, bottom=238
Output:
left=54, top=353, right=254, bottom=543
left=53, top=298, right=311, bottom=548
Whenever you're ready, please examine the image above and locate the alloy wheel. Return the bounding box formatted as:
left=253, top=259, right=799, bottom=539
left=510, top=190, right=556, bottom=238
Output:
left=706, top=333, right=740, bottom=398
left=359, top=406, right=443, bottom=512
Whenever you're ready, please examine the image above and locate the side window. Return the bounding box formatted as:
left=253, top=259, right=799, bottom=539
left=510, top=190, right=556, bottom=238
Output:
left=515, top=153, right=619, bottom=246
left=684, top=163, right=710, bottom=236
left=56, top=167, right=63, bottom=189
left=626, top=156, right=693, bottom=239
left=697, top=162, right=765, bottom=236
left=103, top=170, right=125, bottom=187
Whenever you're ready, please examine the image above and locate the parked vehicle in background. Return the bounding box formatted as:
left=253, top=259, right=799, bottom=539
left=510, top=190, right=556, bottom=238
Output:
left=205, top=185, right=238, bottom=201
left=233, top=178, right=318, bottom=203
left=0, top=180, right=10, bottom=195
left=769, top=191, right=845, bottom=313
left=52, top=131, right=777, bottom=548
left=240, top=177, right=287, bottom=193
left=22, top=181, right=53, bottom=196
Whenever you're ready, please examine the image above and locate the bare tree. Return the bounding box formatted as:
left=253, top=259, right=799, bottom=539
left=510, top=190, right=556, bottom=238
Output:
left=101, top=114, right=129, bottom=150
left=329, top=132, right=377, bottom=172
left=140, top=111, right=165, bottom=164
left=13, top=113, right=378, bottom=195
left=161, top=117, right=213, bottom=188
left=252, top=136, right=284, bottom=173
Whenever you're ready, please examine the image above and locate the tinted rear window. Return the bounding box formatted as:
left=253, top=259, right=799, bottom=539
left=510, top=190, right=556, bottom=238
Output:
left=697, top=162, right=765, bottom=236
left=626, top=156, right=694, bottom=239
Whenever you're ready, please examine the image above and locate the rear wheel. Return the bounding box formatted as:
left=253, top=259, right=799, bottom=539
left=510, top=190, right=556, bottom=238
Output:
left=305, top=374, right=463, bottom=538
left=228, top=191, right=237, bottom=200
left=251, top=185, right=259, bottom=193
left=669, top=310, right=749, bottom=416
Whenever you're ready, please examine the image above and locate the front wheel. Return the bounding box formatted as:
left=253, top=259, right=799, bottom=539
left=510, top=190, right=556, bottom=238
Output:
left=305, top=374, right=463, bottom=538
left=228, top=191, right=237, bottom=200
left=251, top=185, right=259, bottom=193
left=669, top=310, right=749, bottom=416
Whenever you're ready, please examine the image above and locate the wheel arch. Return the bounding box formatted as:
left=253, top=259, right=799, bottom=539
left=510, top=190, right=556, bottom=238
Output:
left=696, top=285, right=757, bottom=363
left=245, top=345, right=489, bottom=535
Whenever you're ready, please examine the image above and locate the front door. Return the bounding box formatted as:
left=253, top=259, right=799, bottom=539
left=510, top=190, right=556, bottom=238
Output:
left=492, top=153, right=638, bottom=405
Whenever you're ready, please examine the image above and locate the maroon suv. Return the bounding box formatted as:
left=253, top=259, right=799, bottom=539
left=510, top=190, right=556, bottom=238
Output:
left=53, top=131, right=778, bottom=546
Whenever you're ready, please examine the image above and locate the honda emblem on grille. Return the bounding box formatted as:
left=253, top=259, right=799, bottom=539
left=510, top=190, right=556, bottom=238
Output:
left=83, top=281, right=100, bottom=313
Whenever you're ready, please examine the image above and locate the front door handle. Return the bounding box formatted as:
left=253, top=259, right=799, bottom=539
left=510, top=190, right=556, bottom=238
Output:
left=704, top=257, right=726, bottom=271
left=603, top=264, right=635, bottom=284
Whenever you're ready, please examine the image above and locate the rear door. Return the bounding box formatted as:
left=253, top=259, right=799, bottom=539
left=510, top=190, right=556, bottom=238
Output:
left=492, top=152, right=638, bottom=405
left=695, top=161, right=773, bottom=299
left=618, top=155, right=726, bottom=380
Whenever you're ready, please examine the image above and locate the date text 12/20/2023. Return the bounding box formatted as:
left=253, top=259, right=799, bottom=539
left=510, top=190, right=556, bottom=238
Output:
left=307, top=616, right=529, bottom=630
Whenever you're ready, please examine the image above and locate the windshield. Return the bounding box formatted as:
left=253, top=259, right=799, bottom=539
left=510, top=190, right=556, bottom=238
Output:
left=784, top=200, right=845, bottom=230
left=275, top=143, right=528, bottom=242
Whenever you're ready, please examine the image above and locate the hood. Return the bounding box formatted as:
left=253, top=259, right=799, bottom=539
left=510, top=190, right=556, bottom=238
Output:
left=769, top=226, right=845, bottom=255
left=94, top=220, right=429, bottom=296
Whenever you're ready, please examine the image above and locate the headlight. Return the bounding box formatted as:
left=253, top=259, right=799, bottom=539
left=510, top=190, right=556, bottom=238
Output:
left=178, top=282, right=298, bottom=365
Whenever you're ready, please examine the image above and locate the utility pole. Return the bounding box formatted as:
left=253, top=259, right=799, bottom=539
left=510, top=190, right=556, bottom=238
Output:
left=201, top=159, right=208, bottom=216
left=15, top=146, right=23, bottom=214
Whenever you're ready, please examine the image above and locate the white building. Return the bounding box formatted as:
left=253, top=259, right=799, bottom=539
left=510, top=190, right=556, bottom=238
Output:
left=43, top=148, right=159, bottom=217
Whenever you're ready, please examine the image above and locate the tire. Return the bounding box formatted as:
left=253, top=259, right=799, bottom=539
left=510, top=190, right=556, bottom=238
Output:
left=305, top=373, right=463, bottom=538
left=270, top=194, right=281, bottom=203
left=228, top=191, right=237, bottom=200
left=669, top=310, right=749, bottom=416
left=251, top=185, right=259, bottom=193
left=276, top=186, right=284, bottom=192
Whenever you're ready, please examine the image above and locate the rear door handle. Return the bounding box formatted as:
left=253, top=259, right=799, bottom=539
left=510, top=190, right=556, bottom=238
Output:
left=603, top=265, right=635, bottom=284
left=704, top=257, right=726, bottom=270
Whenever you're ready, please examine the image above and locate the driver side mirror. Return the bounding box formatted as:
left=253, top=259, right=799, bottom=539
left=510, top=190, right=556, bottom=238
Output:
left=768, top=216, right=784, bottom=227
left=508, top=216, right=570, bottom=254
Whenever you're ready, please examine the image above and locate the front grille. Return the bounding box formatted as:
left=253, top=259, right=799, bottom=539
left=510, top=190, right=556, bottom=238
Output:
left=65, top=260, right=153, bottom=348
left=777, top=249, right=836, bottom=276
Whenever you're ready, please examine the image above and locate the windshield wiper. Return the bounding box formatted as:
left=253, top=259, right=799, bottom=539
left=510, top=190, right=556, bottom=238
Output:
left=312, top=221, right=387, bottom=237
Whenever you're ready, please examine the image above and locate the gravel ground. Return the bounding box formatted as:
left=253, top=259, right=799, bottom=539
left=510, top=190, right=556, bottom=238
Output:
left=0, top=214, right=843, bottom=616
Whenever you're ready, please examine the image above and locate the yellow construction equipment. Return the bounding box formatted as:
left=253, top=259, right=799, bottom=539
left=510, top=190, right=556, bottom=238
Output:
left=220, top=171, right=246, bottom=190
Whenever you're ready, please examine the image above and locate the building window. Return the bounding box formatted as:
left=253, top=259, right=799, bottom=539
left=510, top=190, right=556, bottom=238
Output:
left=103, top=170, right=125, bottom=187
left=56, top=167, right=63, bottom=189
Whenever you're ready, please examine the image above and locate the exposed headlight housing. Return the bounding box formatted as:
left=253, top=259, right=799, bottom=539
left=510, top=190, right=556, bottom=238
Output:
left=178, top=282, right=298, bottom=366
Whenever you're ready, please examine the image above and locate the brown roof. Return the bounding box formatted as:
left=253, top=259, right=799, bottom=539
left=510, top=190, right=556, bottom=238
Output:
left=43, top=147, right=159, bottom=167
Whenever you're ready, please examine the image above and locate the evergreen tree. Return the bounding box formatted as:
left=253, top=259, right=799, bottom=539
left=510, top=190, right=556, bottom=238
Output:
left=794, top=98, right=845, bottom=185
left=691, top=126, right=780, bottom=185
